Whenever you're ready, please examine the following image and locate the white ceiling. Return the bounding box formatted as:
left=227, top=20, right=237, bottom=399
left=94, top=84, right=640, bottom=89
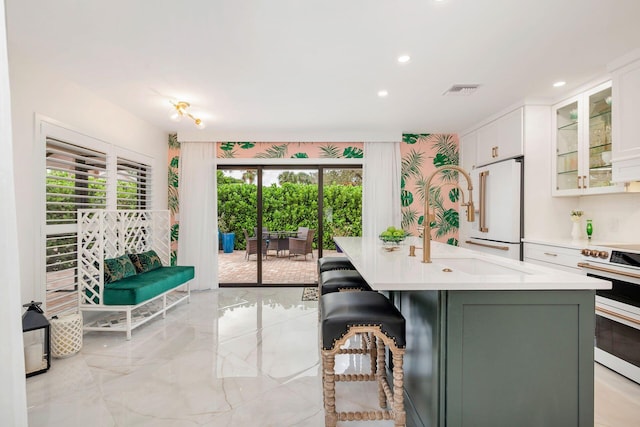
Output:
left=6, top=0, right=640, bottom=139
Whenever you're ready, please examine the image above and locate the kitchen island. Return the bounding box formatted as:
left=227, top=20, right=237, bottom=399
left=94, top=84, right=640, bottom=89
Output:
left=333, top=237, right=611, bottom=427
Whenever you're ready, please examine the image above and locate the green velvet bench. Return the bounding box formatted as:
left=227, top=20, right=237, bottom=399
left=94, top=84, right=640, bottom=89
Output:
left=78, top=209, right=194, bottom=340
left=100, top=266, right=194, bottom=306
left=82, top=251, right=194, bottom=340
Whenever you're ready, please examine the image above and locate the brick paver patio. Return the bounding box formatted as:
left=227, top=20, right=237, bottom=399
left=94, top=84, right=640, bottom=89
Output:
left=218, top=248, right=343, bottom=285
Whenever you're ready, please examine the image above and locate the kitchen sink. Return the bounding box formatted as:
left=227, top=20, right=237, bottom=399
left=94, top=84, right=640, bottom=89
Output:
left=432, top=258, right=530, bottom=275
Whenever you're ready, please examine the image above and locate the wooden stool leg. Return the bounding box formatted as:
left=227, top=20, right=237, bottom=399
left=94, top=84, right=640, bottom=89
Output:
left=377, top=337, right=387, bottom=408
left=370, top=332, right=377, bottom=377
left=323, top=351, right=338, bottom=427
left=392, top=351, right=406, bottom=427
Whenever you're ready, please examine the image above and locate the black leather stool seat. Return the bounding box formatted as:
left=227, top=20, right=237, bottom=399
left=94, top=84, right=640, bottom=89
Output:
left=320, top=291, right=406, bottom=351
left=318, top=256, right=355, bottom=274
left=319, top=270, right=372, bottom=295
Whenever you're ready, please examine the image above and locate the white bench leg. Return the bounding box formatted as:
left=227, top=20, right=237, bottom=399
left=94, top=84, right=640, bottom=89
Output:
left=126, top=308, right=132, bottom=340
left=163, top=294, right=167, bottom=318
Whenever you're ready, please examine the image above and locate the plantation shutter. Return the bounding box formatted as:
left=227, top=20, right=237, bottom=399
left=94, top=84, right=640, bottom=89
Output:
left=117, top=157, right=152, bottom=209
left=45, top=138, right=109, bottom=316
left=44, top=137, right=154, bottom=316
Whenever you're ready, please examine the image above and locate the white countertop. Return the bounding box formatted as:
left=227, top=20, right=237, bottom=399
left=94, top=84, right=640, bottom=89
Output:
left=334, top=237, right=611, bottom=291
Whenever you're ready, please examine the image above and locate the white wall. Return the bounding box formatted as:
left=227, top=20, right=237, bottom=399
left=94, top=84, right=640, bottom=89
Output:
left=9, top=51, right=168, bottom=304
left=1, top=1, right=28, bottom=423
left=523, top=105, right=578, bottom=240
left=574, top=192, right=640, bottom=242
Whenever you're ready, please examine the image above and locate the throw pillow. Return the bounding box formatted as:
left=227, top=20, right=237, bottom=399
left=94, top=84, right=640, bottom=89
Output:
left=129, top=250, right=163, bottom=274
left=104, top=254, right=137, bottom=284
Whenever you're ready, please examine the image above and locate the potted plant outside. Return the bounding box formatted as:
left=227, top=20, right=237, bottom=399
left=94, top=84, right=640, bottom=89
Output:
left=218, top=213, right=236, bottom=253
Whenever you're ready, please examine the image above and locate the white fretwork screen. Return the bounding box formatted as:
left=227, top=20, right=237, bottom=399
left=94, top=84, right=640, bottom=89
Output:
left=77, top=209, right=170, bottom=307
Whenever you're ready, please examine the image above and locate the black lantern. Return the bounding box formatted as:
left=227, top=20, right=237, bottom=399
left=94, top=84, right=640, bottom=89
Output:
left=22, top=301, right=51, bottom=377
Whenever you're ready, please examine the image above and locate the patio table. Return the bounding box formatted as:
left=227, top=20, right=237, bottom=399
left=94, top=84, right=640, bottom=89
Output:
left=263, top=231, right=298, bottom=256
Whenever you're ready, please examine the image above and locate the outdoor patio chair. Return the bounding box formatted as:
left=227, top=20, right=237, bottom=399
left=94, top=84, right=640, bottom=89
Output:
left=254, top=226, right=269, bottom=237
left=289, top=228, right=315, bottom=260
left=243, top=229, right=267, bottom=260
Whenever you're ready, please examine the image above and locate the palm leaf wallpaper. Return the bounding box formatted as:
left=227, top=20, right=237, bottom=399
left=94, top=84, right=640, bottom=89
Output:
left=167, top=135, right=459, bottom=263
left=400, top=133, right=460, bottom=245
left=215, top=141, right=364, bottom=158
left=168, top=133, right=181, bottom=265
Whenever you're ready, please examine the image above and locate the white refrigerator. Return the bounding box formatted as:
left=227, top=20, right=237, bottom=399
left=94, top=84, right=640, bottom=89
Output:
left=464, top=158, right=523, bottom=260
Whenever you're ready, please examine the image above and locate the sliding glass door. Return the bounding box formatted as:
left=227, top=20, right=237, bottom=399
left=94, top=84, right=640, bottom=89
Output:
left=217, top=165, right=361, bottom=286
left=261, top=167, right=318, bottom=285
left=217, top=168, right=258, bottom=284
left=322, top=167, right=362, bottom=251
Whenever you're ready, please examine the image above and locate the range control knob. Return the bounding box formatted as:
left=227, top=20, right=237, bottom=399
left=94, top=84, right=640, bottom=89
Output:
left=598, top=251, right=609, bottom=259
left=581, top=249, right=590, bottom=256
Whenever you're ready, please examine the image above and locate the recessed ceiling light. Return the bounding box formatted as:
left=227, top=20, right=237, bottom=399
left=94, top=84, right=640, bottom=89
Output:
left=378, top=90, right=389, bottom=98
left=553, top=81, right=566, bottom=87
left=397, top=55, right=411, bottom=63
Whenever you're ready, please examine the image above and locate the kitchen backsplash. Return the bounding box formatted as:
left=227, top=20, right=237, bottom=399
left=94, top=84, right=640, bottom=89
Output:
left=575, top=192, right=640, bottom=243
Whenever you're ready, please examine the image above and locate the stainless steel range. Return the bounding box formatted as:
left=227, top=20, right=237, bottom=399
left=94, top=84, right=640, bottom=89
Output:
left=579, top=244, right=640, bottom=384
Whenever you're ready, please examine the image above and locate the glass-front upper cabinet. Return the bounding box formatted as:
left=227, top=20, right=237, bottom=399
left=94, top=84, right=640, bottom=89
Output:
left=555, top=98, right=580, bottom=192
left=552, top=81, right=622, bottom=196
left=587, top=85, right=612, bottom=188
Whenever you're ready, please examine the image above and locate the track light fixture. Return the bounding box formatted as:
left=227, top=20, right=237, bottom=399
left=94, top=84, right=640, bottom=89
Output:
left=169, top=101, right=205, bottom=129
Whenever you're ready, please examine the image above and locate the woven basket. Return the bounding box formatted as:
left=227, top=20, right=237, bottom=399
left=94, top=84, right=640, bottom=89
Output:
left=50, top=312, right=83, bottom=358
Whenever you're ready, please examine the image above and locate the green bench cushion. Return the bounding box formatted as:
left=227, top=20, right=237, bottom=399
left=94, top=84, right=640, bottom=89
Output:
left=104, top=254, right=137, bottom=283
left=128, top=250, right=163, bottom=274
left=102, top=266, right=194, bottom=306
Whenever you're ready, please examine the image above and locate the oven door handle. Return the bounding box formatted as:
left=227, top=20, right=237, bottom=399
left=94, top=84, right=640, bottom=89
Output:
left=596, top=306, right=640, bottom=326
left=577, top=262, right=640, bottom=280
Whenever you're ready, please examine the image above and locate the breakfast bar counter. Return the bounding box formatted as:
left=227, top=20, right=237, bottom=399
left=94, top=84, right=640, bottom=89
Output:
left=334, top=237, right=610, bottom=427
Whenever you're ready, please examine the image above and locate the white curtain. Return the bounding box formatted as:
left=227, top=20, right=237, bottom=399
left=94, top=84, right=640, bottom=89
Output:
left=0, top=0, right=29, bottom=423
left=362, top=142, right=402, bottom=239
left=177, top=142, right=218, bottom=290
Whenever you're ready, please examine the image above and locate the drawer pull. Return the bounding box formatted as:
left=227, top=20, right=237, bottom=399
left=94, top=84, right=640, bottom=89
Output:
left=543, top=252, right=558, bottom=257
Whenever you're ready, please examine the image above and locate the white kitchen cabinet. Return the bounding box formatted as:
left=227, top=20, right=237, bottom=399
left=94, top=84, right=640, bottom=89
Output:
left=460, top=132, right=477, bottom=172
left=552, top=80, right=624, bottom=196
left=458, top=132, right=477, bottom=244
left=524, top=242, right=584, bottom=274
left=610, top=53, right=640, bottom=182
left=475, top=107, right=523, bottom=166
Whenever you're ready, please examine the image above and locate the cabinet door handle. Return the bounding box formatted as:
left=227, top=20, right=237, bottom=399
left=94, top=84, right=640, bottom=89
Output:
left=494, top=146, right=499, bottom=158
left=583, top=175, right=588, bottom=188
left=577, top=175, right=582, bottom=189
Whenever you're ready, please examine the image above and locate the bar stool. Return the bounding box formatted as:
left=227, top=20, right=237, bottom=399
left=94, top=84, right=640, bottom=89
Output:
left=318, top=269, right=375, bottom=358
left=319, top=270, right=372, bottom=295
left=318, top=256, right=355, bottom=275
left=320, top=291, right=406, bottom=427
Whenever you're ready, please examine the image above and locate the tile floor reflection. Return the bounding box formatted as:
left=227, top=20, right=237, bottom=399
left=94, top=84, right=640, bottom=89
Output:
left=26, top=288, right=640, bottom=426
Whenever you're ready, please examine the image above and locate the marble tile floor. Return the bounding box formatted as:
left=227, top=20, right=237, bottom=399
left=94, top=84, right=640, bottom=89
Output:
left=26, top=287, right=640, bottom=427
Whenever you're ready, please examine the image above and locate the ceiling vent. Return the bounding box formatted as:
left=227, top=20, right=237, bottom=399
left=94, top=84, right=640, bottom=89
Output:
left=443, top=84, right=481, bottom=96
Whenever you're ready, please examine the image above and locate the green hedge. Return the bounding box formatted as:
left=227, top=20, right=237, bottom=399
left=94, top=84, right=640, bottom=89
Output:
left=218, top=182, right=362, bottom=250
